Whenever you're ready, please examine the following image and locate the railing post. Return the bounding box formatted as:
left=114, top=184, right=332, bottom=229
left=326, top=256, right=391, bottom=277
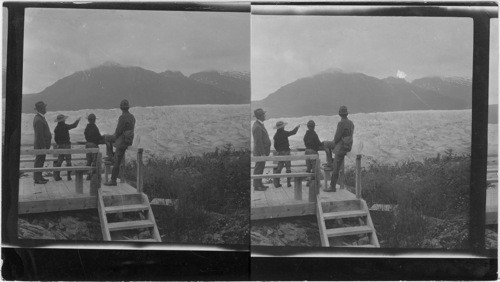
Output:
left=137, top=148, right=143, bottom=193
left=120, top=153, right=125, bottom=183
left=90, top=152, right=101, bottom=196
left=339, top=159, right=345, bottom=190
left=356, top=154, right=362, bottom=199
left=309, top=157, right=321, bottom=202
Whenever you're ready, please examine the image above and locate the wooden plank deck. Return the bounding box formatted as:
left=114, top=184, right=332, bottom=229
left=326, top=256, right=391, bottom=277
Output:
left=18, top=175, right=138, bottom=214
left=251, top=176, right=357, bottom=220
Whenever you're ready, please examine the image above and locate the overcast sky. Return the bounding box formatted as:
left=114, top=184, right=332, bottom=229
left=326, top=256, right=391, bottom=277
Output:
left=22, top=8, right=249, bottom=94
left=252, top=16, right=498, bottom=104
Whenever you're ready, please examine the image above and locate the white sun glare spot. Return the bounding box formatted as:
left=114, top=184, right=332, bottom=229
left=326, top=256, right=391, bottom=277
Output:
left=397, top=70, right=407, bottom=79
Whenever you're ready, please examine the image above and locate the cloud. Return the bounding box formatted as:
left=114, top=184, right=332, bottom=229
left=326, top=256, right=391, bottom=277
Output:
left=22, top=9, right=249, bottom=93
left=251, top=15, right=474, bottom=100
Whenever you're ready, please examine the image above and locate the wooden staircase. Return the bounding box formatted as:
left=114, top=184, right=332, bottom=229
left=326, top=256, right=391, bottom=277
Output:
left=97, top=189, right=161, bottom=242
left=317, top=195, right=379, bottom=247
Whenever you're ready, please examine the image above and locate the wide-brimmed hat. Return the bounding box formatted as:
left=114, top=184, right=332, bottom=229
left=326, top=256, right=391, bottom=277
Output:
left=273, top=120, right=287, bottom=129
left=307, top=120, right=315, bottom=127
left=87, top=113, right=96, bottom=121
left=120, top=99, right=130, bottom=109
left=339, top=105, right=348, bottom=115
left=254, top=108, right=266, bottom=118
left=54, top=114, right=68, bottom=123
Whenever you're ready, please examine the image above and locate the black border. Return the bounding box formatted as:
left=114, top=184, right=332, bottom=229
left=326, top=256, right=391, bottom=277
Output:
left=249, top=1, right=497, bottom=256
left=1, top=1, right=498, bottom=280
left=2, top=2, right=252, bottom=280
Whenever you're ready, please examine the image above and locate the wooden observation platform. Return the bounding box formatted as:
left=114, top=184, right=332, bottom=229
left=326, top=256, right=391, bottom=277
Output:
left=251, top=150, right=380, bottom=247
left=251, top=150, right=498, bottom=247
left=18, top=144, right=161, bottom=242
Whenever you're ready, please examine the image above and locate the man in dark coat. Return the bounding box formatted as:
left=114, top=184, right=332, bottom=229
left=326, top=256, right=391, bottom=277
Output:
left=304, top=120, right=323, bottom=187
left=33, top=101, right=52, bottom=184
left=84, top=113, right=104, bottom=180
left=53, top=114, right=81, bottom=181
left=272, top=120, right=300, bottom=188
left=252, top=108, right=271, bottom=191
left=323, top=106, right=354, bottom=192
left=104, top=99, right=136, bottom=186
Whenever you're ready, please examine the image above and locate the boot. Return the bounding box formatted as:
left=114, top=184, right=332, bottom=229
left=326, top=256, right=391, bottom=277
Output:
left=286, top=171, right=292, bottom=187
left=273, top=177, right=282, bottom=188
left=67, top=171, right=72, bottom=181
left=53, top=171, right=62, bottom=181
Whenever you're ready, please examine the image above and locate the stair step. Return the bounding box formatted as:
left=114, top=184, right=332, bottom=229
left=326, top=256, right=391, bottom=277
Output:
left=108, top=220, right=154, bottom=232
left=105, top=204, right=149, bottom=214
left=323, top=210, right=367, bottom=220
left=326, top=225, right=373, bottom=237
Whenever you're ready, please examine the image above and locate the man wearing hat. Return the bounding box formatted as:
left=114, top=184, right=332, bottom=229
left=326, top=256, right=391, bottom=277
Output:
left=323, top=105, right=354, bottom=192
left=303, top=120, right=323, bottom=185
left=84, top=113, right=104, bottom=180
left=104, top=99, right=136, bottom=186
left=33, top=101, right=52, bottom=184
left=53, top=113, right=81, bottom=181
left=272, top=120, right=300, bottom=188
left=252, top=108, right=271, bottom=191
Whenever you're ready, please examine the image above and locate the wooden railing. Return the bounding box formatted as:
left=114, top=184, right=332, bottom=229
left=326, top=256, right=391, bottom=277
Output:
left=251, top=153, right=321, bottom=202
left=251, top=149, right=364, bottom=200
left=19, top=148, right=102, bottom=195
left=21, top=142, right=145, bottom=194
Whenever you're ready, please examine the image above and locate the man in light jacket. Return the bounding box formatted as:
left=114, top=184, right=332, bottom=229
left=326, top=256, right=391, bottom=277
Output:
left=104, top=99, right=136, bottom=186
left=252, top=108, right=271, bottom=191
left=323, top=106, right=354, bottom=192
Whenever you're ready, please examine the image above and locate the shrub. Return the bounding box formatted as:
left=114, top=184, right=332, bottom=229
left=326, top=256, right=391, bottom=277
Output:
left=122, top=144, right=250, bottom=244
left=344, top=153, right=470, bottom=248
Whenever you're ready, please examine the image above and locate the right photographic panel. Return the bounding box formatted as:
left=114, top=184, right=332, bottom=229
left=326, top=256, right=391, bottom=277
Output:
left=250, top=5, right=498, bottom=251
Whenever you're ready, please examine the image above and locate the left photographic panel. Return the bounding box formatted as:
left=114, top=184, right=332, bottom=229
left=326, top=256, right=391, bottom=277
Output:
left=15, top=7, right=250, bottom=245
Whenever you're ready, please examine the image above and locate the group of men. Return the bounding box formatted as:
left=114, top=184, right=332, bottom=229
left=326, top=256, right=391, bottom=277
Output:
left=32, top=99, right=136, bottom=186
left=252, top=106, right=354, bottom=192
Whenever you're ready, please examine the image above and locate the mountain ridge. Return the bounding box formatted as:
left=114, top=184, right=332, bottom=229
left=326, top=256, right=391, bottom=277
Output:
left=22, top=64, right=250, bottom=112
left=252, top=70, right=475, bottom=118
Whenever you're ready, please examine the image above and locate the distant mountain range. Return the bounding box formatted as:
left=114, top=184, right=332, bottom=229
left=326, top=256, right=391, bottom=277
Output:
left=252, top=69, right=481, bottom=118
left=21, top=63, right=250, bottom=112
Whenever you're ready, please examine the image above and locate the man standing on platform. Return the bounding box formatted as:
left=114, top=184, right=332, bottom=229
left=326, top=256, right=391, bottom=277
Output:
left=252, top=108, right=271, bottom=191
left=323, top=106, right=354, bottom=192
left=53, top=114, right=81, bottom=181
left=104, top=99, right=136, bottom=186
left=33, top=101, right=52, bottom=184
left=84, top=113, right=105, bottom=180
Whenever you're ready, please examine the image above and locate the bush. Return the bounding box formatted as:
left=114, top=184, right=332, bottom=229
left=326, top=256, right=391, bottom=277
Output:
left=344, top=152, right=470, bottom=248
left=122, top=144, right=250, bottom=244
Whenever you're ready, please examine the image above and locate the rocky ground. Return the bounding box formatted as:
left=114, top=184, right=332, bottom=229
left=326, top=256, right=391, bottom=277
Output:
left=251, top=212, right=498, bottom=249
left=18, top=210, right=102, bottom=240
left=18, top=207, right=249, bottom=245
left=251, top=216, right=320, bottom=247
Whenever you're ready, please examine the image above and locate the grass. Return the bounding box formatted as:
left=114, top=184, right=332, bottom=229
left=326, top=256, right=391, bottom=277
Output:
left=123, top=144, right=250, bottom=244
left=344, top=149, right=470, bottom=248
